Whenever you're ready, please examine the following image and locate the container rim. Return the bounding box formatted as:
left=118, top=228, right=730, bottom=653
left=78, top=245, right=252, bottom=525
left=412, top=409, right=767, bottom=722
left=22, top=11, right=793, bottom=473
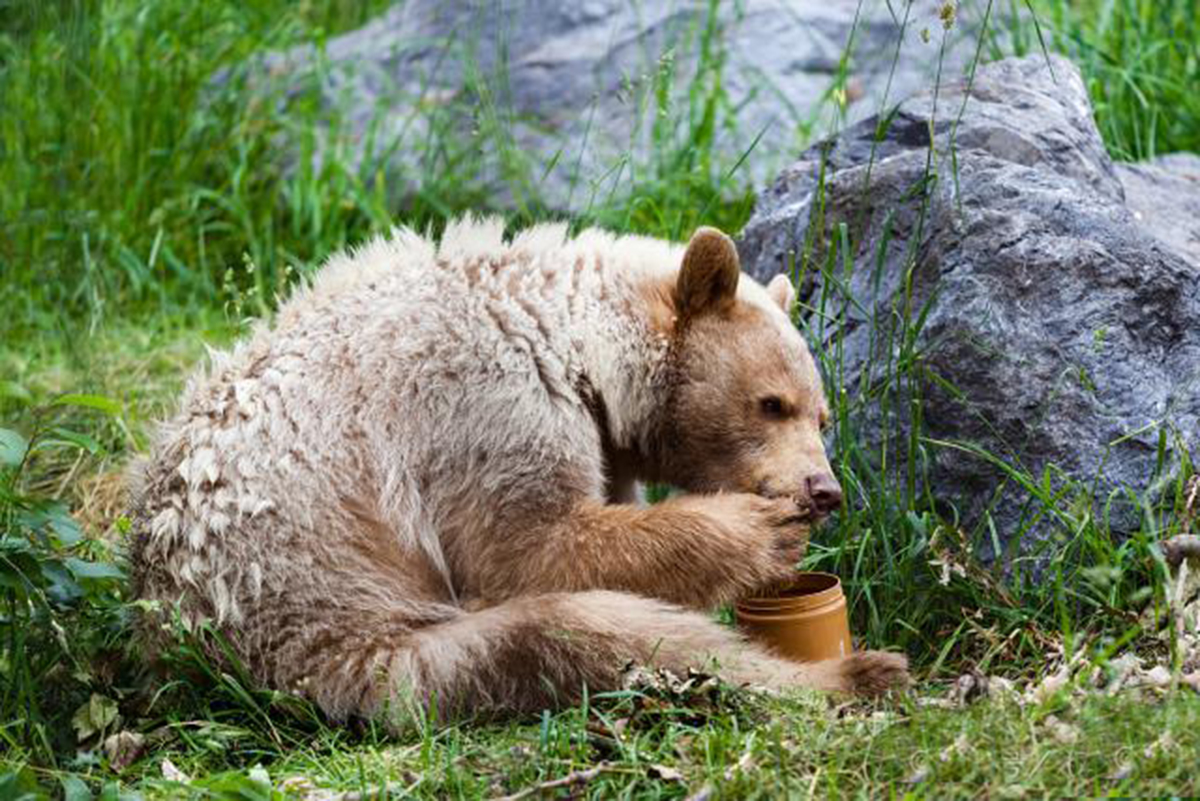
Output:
left=746, top=571, right=840, bottom=599
left=735, top=571, right=843, bottom=611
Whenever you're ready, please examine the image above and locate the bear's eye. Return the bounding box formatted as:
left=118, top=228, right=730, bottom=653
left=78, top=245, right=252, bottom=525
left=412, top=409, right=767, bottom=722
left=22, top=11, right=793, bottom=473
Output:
left=759, top=396, right=786, bottom=419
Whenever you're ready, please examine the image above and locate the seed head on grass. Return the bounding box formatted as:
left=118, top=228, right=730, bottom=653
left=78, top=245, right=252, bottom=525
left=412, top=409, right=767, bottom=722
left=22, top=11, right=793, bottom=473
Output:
left=939, top=2, right=958, bottom=30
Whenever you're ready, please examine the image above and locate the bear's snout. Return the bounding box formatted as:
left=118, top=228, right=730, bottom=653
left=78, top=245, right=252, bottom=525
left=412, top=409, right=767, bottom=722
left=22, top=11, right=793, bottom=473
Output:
left=755, top=472, right=843, bottom=519
left=806, top=473, right=844, bottom=516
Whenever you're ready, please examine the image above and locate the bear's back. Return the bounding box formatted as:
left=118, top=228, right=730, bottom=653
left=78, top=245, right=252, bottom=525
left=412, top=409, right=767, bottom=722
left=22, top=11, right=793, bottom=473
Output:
left=130, top=219, right=670, bottom=618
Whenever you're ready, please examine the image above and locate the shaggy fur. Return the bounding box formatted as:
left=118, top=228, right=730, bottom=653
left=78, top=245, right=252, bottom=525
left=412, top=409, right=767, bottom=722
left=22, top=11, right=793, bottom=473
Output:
left=131, top=218, right=907, bottom=728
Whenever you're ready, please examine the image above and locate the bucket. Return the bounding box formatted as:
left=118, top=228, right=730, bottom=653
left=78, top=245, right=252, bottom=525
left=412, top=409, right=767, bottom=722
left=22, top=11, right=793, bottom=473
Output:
left=735, top=572, right=852, bottom=662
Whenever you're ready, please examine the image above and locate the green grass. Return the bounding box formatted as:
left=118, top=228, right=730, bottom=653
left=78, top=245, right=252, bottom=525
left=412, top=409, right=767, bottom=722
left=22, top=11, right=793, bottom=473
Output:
left=5, top=678, right=1200, bottom=798
left=1, top=0, right=1198, bottom=796
left=1022, top=0, right=1200, bottom=160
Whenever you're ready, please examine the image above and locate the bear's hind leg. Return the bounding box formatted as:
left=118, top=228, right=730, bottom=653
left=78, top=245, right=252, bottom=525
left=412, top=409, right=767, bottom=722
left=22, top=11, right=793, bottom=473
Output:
left=290, top=591, right=907, bottom=728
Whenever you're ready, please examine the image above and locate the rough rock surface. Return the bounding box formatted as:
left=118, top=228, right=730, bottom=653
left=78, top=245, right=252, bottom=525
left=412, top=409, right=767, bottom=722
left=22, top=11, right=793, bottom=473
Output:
left=739, top=54, right=1200, bottom=555
left=258, top=0, right=991, bottom=210
left=1116, top=154, right=1200, bottom=267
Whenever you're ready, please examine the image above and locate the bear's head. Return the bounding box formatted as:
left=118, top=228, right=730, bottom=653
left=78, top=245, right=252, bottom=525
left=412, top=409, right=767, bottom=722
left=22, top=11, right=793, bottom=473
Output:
left=657, top=227, right=843, bottom=519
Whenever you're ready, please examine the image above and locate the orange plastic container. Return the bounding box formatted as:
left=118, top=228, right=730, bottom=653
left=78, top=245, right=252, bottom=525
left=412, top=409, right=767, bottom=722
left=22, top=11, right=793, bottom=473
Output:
left=735, top=572, right=852, bottom=662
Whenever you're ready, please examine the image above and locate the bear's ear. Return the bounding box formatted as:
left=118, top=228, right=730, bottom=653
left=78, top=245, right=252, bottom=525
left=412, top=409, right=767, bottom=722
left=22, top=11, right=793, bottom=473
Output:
left=676, top=227, right=740, bottom=318
left=767, top=274, right=795, bottom=312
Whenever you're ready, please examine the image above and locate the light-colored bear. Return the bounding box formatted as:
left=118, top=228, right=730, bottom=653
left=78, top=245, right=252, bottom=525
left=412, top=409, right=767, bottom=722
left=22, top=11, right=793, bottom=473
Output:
left=131, top=218, right=907, bottom=725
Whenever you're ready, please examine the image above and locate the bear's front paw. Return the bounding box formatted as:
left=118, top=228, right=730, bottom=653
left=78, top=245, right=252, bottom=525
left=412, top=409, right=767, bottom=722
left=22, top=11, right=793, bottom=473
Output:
left=738, top=494, right=813, bottom=580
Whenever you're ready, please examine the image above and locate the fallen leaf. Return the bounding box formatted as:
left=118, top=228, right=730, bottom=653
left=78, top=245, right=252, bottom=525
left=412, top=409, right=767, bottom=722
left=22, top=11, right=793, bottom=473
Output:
left=1030, top=667, right=1070, bottom=704
left=1101, top=653, right=1142, bottom=693
left=1043, top=715, right=1079, bottom=746
left=617, top=663, right=740, bottom=729
left=161, top=758, right=191, bottom=783
left=648, top=764, right=684, bottom=782
left=1107, top=762, right=1134, bottom=781
left=72, top=693, right=119, bottom=743
left=987, top=676, right=1017, bottom=699
left=104, top=730, right=144, bottom=772
left=1142, top=665, right=1172, bottom=688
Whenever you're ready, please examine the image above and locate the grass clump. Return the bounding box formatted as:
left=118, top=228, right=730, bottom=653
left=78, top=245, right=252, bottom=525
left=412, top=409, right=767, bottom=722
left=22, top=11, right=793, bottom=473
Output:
left=0, top=393, right=130, bottom=763
left=1024, top=0, right=1200, bottom=160
left=0, top=0, right=403, bottom=348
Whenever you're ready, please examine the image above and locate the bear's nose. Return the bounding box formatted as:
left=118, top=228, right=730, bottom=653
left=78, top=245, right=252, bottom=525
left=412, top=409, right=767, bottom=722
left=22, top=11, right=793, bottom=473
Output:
left=806, top=473, right=844, bottom=515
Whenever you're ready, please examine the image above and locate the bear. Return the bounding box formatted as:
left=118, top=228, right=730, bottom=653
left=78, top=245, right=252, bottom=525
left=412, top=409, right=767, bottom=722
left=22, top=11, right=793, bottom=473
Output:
left=130, top=218, right=908, bottom=727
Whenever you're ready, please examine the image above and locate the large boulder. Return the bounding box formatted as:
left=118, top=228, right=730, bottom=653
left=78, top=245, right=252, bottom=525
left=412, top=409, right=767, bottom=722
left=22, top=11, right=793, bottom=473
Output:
left=738, top=54, right=1200, bottom=557
left=255, top=0, right=990, bottom=211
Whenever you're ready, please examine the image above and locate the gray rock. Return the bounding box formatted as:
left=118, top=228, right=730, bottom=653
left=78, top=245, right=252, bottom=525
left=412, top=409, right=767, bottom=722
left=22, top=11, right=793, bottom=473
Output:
left=255, top=0, right=994, bottom=211
left=738, top=54, right=1200, bottom=556
left=1116, top=154, right=1200, bottom=267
